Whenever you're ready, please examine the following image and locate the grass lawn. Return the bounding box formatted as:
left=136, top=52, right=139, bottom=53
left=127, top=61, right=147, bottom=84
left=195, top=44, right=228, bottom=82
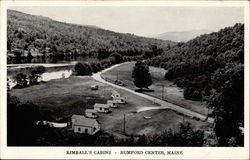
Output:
left=101, top=62, right=209, bottom=115
left=10, top=75, right=211, bottom=136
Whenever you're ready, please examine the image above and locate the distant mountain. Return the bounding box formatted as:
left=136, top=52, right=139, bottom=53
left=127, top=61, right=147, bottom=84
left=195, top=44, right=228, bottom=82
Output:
left=7, top=10, right=175, bottom=58
left=149, top=29, right=213, bottom=42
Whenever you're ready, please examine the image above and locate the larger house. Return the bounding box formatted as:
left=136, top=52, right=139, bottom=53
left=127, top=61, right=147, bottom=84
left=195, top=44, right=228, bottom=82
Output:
left=71, top=115, right=100, bottom=135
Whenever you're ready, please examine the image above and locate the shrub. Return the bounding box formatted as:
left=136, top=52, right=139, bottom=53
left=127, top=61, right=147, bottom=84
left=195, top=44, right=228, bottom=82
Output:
left=29, top=66, right=46, bottom=85
left=184, top=85, right=202, bottom=101
left=75, top=62, right=92, bottom=75
left=15, top=73, right=28, bottom=88
left=109, top=52, right=123, bottom=64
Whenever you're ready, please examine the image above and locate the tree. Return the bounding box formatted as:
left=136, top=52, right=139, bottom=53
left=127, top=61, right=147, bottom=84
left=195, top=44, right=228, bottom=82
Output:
left=27, top=50, right=33, bottom=63
left=7, top=39, right=12, bottom=50
left=29, top=66, right=46, bottom=85
left=143, top=51, right=154, bottom=59
left=13, top=49, right=22, bottom=64
left=132, top=61, right=152, bottom=90
left=90, top=62, right=102, bottom=73
left=97, top=48, right=110, bottom=60
left=15, top=73, right=28, bottom=88
left=75, top=62, right=92, bottom=75
left=209, top=64, right=244, bottom=146
left=7, top=93, right=41, bottom=145
left=109, top=52, right=123, bottom=64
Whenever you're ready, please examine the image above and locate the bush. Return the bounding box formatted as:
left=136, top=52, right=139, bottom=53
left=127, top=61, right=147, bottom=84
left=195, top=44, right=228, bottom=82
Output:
left=109, top=52, right=123, bottom=64
left=75, top=62, right=92, bottom=75
left=184, top=85, right=202, bottom=101
left=14, top=73, right=28, bottom=88
left=164, top=69, right=174, bottom=81
left=90, top=62, right=102, bottom=73
left=174, top=78, right=188, bottom=88
left=29, top=66, right=46, bottom=85
left=8, top=94, right=41, bottom=146
left=135, top=122, right=205, bottom=146
left=100, top=59, right=112, bottom=69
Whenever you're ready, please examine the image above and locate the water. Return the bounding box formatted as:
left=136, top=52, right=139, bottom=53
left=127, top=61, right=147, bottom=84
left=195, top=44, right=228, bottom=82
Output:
left=7, top=56, right=100, bottom=89
left=39, top=70, right=73, bottom=81
left=8, top=69, right=73, bottom=89
left=8, top=56, right=99, bottom=64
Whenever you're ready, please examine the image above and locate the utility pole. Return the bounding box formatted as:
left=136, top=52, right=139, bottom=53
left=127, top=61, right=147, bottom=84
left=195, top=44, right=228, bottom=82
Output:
left=116, top=71, right=118, bottom=82
left=123, top=114, right=126, bottom=134
left=103, top=84, right=105, bottom=97
left=161, top=85, right=164, bottom=100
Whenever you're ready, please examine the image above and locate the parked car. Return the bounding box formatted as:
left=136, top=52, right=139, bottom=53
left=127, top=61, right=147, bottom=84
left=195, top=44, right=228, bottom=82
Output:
left=91, top=85, right=99, bottom=90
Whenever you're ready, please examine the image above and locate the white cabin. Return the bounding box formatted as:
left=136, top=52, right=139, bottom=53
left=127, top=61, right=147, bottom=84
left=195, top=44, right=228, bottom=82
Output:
left=85, top=109, right=98, bottom=118
left=113, top=96, right=126, bottom=104
left=71, top=115, right=100, bottom=135
left=94, top=103, right=111, bottom=113
left=111, top=90, right=120, bottom=98
left=107, top=100, right=118, bottom=108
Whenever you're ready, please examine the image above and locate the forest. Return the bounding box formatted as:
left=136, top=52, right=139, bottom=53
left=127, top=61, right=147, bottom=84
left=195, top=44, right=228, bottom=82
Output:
left=7, top=10, right=174, bottom=64
left=145, top=23, right=244, bottom=146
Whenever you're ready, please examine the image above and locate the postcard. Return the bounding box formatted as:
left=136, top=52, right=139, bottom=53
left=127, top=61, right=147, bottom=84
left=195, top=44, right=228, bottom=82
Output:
left=0, top=0, right=249, bottom=159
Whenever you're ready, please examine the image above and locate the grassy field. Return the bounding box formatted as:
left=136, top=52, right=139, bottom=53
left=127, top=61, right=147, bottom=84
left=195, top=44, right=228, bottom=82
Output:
left=101, top=62, right=209, bottom=115
left=10, top=75, right=211, bottom=136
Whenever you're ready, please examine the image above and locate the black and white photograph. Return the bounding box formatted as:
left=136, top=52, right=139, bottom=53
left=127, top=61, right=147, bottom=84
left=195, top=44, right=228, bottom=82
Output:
left=0, top=0, right=249, bottom=159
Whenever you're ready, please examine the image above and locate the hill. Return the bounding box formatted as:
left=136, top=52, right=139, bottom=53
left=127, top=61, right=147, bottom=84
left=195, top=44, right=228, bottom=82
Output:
left=7, top=9, right=175, bottom=63
left=149, top=29, right=213, bottom=42
left=146, top=23, right=244, bottom=146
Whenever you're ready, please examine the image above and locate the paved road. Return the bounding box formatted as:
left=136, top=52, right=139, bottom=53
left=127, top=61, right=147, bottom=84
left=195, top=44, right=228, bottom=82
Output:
left=92, top=63, right=214, bottom=124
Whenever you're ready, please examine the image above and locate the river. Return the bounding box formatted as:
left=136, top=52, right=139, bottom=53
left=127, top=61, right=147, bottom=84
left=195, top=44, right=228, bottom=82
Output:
left=7, top=63, right=76, bottom=89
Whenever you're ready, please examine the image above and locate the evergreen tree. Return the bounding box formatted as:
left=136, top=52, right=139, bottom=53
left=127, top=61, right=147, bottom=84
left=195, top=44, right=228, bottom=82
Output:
left=132, top=61, right=152, bottom=90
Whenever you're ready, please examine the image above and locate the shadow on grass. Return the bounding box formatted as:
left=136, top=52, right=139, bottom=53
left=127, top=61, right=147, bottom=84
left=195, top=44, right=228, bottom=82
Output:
left=134, top=88, right=154, bottom=93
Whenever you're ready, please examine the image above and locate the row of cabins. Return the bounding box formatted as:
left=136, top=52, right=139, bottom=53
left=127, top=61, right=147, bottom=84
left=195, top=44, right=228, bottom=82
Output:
left=71, top=90, right=126, bottom=135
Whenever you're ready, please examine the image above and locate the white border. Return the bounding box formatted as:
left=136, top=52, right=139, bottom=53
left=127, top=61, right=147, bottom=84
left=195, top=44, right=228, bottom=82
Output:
left=0, top=1, right=249, bottom=159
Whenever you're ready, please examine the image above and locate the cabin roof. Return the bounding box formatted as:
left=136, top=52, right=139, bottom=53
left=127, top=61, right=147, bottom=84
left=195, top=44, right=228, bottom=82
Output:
left=107, top=100, right=117, bottom=103
left=72, top=114, right=98, bottom=127
left=85, top=109, right=97, bottom=113
left=94, top=103, right=109, bottom=108
left=112, top=90, right=120, bottom=95
left=114, top=96, right=125, bottom=99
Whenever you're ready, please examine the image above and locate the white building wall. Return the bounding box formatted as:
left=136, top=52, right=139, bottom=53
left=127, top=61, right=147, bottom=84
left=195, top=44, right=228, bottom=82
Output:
left=73, top=126, right=93, bottom=134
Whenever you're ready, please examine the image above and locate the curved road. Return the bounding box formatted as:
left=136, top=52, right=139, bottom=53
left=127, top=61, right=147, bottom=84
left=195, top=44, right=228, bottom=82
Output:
left=92, top=62, right=214, bottom=124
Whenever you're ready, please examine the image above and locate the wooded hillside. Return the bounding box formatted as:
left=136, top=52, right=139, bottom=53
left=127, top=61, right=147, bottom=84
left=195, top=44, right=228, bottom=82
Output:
left=7, top=10, right=175, bottom=62
left=146, top=23, right=244, bottom=146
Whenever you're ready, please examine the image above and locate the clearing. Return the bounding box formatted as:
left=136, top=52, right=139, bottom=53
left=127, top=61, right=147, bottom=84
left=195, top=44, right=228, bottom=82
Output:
left=101, top=62, right=209, bottom=116
left=10, top=75, right=211, bottom=136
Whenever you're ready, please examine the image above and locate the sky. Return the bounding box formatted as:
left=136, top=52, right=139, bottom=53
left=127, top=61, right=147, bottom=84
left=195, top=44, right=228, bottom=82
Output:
left=9, top=6, right=244, bottom=37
